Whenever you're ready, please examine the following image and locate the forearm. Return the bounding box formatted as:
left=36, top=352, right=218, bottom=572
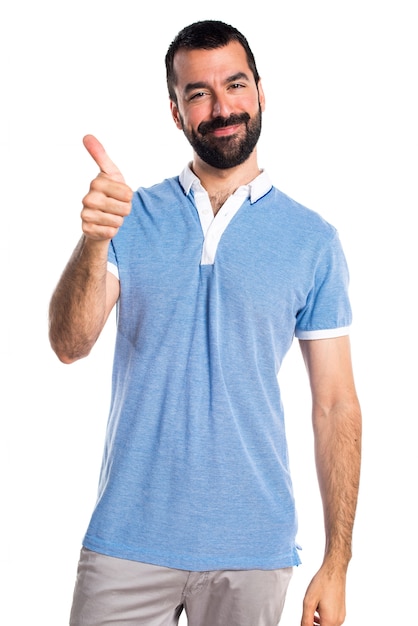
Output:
left=49, top=235, right=111, bottom=363
left=313, top=398, right=362, bottom=570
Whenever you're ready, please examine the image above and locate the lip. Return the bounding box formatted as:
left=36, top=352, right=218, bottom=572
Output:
left=210, top=124, right=242, bottom=137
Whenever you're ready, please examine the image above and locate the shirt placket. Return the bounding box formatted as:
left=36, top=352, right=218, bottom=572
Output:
left=193, top=183, right=249, bottom=265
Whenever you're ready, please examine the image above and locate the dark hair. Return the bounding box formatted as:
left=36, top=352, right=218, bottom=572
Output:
left=165, top=20, right=260, bottom=104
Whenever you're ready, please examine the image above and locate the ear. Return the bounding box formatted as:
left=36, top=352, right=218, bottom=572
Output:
left=170, top=100, right=183, bottom=130
left=257, top=79, right=266, bottom=112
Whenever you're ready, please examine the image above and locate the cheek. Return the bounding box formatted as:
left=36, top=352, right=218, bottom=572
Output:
left=182, top=112, right=202, bottom=132
left=183, top=101, right=214, bottom=128
left=246, top=95, right=262, bottom=113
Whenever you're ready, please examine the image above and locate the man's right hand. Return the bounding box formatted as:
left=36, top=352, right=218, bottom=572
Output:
left=81, top=134, right=133, bottom=241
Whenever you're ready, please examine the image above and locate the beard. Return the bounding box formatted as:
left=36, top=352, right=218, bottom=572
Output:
left=180, top=106, right=262, bottom=170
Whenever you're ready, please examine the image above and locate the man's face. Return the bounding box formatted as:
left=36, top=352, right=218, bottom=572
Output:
left=170, top=41, right=265, bottom=170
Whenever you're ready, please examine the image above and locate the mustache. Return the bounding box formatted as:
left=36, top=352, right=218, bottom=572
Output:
left=198, top=113, right=251, bottom=136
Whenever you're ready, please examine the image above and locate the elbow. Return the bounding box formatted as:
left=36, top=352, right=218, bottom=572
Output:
left=55, top=351, right=81, bottom=365
left=49, top=332, right=92, bottom=364
left=53, top=347, right=90, bottom=364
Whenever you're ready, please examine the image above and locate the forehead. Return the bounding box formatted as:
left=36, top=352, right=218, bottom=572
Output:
left=172, top=41, right=252, bottom=88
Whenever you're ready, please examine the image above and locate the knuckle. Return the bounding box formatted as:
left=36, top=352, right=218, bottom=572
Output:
left=89, top=176, right=103, bottom=191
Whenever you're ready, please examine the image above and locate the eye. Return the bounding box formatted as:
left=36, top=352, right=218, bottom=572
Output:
left=229, top=83, right=246, bottom=90
left=189, top=91, right=207, bottom=101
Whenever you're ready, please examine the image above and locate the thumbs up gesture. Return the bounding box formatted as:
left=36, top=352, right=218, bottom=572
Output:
left=81, top=135, right=133, bottom=241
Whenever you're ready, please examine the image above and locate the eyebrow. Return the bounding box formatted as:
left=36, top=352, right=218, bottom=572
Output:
left=183, top=72, right=251, bottom=96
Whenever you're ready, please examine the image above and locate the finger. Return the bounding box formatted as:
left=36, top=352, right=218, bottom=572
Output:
left=82, top=206, right=125, bottom=231
left=83, top=188, right=132, bottom=216
left=83, top=134, right=125, bottom=182
left=89, top=175, right=133, bottom=204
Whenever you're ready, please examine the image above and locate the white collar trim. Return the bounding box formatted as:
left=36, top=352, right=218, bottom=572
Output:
left=179, top=164, right=272, bottom=204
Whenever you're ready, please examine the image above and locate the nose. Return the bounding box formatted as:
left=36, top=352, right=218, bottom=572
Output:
left=212, top=93, right=231, bottom=118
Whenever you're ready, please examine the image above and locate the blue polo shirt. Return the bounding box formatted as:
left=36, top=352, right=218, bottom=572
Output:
left=82, top=167, right=352, bottom=571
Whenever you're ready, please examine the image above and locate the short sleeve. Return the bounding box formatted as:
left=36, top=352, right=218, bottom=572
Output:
left=295, top=232, right=352, bottom=340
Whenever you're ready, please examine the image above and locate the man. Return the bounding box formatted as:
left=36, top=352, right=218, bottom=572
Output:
left=49, top=20, right=361, bottom=626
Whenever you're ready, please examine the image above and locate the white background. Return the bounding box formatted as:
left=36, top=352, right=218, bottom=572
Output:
left=3, top=1, right=417, bottom=624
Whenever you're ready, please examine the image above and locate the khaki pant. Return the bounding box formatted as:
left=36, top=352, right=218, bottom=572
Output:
left=70, top=548, right=293, bottom=626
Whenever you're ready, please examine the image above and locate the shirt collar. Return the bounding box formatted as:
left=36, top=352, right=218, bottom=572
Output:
left=179, top=163, right=272, bottom=204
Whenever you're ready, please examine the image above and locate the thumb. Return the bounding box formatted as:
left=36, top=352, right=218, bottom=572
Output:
left=83, top=134, right=125, bottom=182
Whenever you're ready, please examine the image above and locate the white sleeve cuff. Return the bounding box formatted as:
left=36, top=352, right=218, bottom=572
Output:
left=296, top=326, right=351, bottom=340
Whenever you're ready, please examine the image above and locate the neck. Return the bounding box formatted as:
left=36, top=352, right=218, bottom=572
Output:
left=191, top=152, right=260, bottom=214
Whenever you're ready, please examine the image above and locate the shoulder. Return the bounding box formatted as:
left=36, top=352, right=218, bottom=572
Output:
left=258, top=186, right=338, bottom=250
left=134, top=176, right=185, bottom=205
left=271, top=186, right=334, bottom=226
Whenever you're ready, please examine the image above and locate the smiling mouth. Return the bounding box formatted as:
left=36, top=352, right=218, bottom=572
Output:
left=210, top=124, right=242, bottom=137
left=198, top=113, right=250, bottom=136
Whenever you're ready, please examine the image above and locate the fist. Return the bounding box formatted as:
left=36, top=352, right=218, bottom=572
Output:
left=81, top=135, right=133, bottom=241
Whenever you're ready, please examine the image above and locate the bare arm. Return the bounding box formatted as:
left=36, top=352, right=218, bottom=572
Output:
left=48, top=135, right=133, bottom=363
left=299, top=335, right=362, bottom=626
